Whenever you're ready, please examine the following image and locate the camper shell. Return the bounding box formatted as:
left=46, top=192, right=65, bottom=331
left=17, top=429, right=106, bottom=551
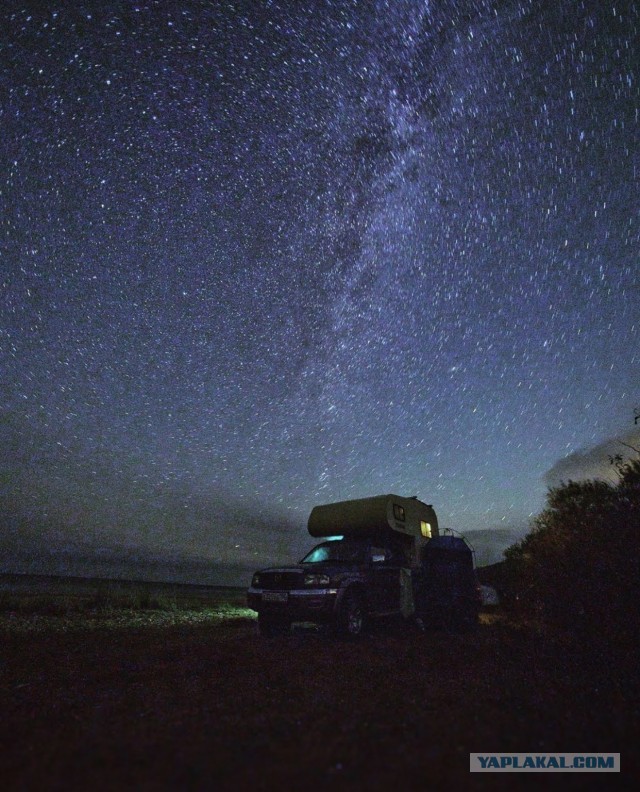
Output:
left=308, top=494, right=439, bottom=568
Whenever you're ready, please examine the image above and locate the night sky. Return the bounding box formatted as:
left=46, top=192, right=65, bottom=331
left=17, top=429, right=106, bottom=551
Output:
left=2, top=0, right=638, bottom=582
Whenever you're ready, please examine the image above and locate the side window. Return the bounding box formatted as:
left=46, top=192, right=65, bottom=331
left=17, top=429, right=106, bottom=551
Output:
left=371, top=546, right=402, bottom=564
left=393, top=503, right=405, bottom=522
left=420, top=520, right=432, bottom=538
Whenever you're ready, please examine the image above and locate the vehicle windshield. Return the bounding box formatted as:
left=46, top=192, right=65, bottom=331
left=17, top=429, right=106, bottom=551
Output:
left=301, top=540, right=366, bottom=564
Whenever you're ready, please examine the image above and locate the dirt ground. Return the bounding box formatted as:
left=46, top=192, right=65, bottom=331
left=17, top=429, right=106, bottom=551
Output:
left=1, top=611, right=636, bottom=790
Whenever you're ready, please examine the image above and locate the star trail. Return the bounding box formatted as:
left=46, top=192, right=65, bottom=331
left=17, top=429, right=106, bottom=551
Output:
left=2, top=0, right=638, bottom=582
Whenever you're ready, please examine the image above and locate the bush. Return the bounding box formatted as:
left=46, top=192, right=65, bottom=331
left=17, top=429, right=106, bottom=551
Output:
left=502, top=459, right=640, bottom=641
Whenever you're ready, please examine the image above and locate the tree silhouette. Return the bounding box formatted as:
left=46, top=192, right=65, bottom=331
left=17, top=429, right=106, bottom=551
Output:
left=502, top=457, right=639, bottom=640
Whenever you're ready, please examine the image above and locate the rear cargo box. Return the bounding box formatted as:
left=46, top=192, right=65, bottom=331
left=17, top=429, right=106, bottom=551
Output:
left=416, top=535, right=481, bottom=628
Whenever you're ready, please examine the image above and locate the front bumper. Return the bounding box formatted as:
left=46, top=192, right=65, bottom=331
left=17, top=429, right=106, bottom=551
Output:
left=247, top=587, right=339, bottom=620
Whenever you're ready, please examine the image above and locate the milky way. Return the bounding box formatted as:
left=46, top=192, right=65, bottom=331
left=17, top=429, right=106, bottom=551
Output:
left=2, top=0, right=638, bottom=578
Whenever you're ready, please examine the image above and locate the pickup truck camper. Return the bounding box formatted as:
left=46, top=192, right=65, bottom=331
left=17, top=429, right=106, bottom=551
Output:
left=247, top=494, right=440, bottom=636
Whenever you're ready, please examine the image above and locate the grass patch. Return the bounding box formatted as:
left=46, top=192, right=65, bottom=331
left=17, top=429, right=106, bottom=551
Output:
left=0, top=577, right=254, bottom=632
left=0, top=603, right=257, bottom=634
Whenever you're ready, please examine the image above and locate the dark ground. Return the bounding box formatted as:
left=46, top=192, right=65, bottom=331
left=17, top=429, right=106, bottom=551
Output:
left=0, top=585, right=636, bottom=790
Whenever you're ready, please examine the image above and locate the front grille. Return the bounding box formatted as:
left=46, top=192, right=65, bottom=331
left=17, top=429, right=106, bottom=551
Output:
left=260, top=571, right=303, bottom=590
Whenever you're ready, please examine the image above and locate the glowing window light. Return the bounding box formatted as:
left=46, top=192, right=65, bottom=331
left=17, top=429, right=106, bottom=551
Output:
left=420, top=521, right=432, bottom=538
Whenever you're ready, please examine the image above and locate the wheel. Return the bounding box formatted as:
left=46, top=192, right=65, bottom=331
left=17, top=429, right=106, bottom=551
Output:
left=336, top=590, right=365, bottom=637
left=258, top=613, right=290, bottom=637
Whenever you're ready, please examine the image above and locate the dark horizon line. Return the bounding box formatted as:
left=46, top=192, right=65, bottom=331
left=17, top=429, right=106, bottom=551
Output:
left=0, top=570, right=248, bottom=592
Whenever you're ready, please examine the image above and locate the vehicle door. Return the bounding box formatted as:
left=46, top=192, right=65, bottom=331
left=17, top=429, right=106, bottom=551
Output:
left=369, top=545, right=402, bottom=614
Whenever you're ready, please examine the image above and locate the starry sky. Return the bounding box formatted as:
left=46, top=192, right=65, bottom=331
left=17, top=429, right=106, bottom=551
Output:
left=2, top=0, right=638, bottom=583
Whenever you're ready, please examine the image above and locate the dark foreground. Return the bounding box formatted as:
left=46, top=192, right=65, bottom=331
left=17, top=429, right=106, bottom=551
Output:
left=1, top=608, right=637, bottom=791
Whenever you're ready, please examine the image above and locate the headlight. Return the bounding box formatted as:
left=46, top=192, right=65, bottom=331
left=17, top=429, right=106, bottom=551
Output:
left=304, top=573, right=330, bottom=586
left=252, top=573, right=261, bottom=587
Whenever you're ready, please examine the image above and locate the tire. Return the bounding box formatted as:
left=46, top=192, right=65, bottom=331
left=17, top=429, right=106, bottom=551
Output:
left=258, top=613, right=290, bottom=637
left=336, top=590, right=365, bottom=637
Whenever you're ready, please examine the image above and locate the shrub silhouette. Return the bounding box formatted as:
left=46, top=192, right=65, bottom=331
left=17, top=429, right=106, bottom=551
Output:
left=502, top=458, right=640, bottom=641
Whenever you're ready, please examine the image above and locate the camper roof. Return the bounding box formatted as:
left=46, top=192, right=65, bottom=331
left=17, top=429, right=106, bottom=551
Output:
left=307, top=494, right=438, bottom=540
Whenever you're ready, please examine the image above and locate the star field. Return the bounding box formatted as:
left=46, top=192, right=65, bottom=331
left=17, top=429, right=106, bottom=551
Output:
left=1, top=0, right=638, bottom=578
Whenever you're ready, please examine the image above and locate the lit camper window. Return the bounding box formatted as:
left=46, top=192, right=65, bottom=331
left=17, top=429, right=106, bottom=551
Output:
left=420, top=521, right=432, bottom=538
left=393, top=504, right=405, bottom=521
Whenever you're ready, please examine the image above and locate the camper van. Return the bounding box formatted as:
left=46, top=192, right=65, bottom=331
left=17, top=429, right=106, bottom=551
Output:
left=247, top=494, right=439, bottom=636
